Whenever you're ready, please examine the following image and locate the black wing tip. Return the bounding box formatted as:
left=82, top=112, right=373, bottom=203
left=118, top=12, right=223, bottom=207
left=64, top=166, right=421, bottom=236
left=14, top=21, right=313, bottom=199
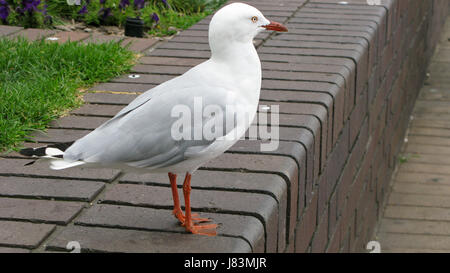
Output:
left=19, top=148, right=36, bottom=156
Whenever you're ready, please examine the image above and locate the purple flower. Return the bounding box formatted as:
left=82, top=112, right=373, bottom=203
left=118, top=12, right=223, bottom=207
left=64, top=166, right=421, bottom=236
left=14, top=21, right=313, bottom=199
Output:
left=22, top=0, right=41, bottom=13
left=0, top=0, right=9, bottom=23
left=151, top=12, right=159, bottom=23
left=119, top=0, right=129, bottom=10
left=133, top=0, right=144, bottom=9
left=99, top=7, right=112, bottom=19
left=99, top=0, right=106, bottom=4
left=78, top=4, right=87, bottom=14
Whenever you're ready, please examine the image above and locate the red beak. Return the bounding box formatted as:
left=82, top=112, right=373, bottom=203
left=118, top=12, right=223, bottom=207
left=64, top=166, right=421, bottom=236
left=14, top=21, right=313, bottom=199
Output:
left=263, top=21, right=288, bottom=32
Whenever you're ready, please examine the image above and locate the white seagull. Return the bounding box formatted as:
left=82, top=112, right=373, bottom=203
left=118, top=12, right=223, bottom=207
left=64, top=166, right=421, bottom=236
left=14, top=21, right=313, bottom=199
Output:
left=20, top=2, right=288, bottom=236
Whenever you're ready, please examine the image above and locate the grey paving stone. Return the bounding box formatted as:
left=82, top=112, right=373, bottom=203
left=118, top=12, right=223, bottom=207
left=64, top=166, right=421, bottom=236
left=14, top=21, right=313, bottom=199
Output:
left=0, top=176, right=105, bottom=202
left=46, top=225, right=252, bottom=253
left=76, top=204, right=265, bottom=252
left=0, top=25, right=23, bottom=36
left=0, top=221, right=55, bottom=249
left=0, top=198, right=84, bottom=224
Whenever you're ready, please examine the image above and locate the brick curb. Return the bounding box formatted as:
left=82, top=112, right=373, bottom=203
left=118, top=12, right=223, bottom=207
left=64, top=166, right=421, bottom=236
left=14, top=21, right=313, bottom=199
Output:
left=0, top=0, right=449, bottom=253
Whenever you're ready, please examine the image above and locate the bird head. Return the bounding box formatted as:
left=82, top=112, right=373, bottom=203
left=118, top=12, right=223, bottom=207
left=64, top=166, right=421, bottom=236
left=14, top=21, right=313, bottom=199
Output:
left=209, top=2, right=288, bottom=46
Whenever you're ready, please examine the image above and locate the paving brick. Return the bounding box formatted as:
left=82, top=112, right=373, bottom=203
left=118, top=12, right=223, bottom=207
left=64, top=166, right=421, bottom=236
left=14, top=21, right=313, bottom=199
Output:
left=404, top=144, right=450, bottom=156
left=0, top=247, right=31, bottom=253
left=409, top=127, right=450, bottom=138
left=83, top=34, right=123, bottom=44
left=9, top=28, right=56, bottom=41
left=0, top=25, right=23, bottom=36
left=395, top=172, right=450, bottom=185
left=387, top=192, right=450, bottom=208
left=139, top=56, right=204, bottom=66
left=50, top=116, right=109, bottom=130
left=31, top=129, right=91, bottom=143
left=70, top=104, right=123, bottom=117
left=379, top=218, right=450, bottom=236
left=131, top=64, right=190, bottom=75
left=76, top=204, right=265, bottom=252
left=148, top=48, right=211, bottom=59
left=0, top=198, right=84, bottom=224
left=89, top=82, right=155, bottom=93
left=401, top=153, right=450, bottom=166
left=83, top=92, right=138, bottom=105
left=100, top=183, right=279, bottom=252
left=0, top=176, right=104, bottom=202
left=46, top=225, right=252, bottom=253
left=378, top=233, right=450, bottom=251
left=0, top=221, right=55, bottom=249
left=384, top=205, right=450, bottom=222
left=121, top=37, right=158, bottom=52
left=111, top=73, right=175, bottom=85
left=49, top=31, right=90, bottom=43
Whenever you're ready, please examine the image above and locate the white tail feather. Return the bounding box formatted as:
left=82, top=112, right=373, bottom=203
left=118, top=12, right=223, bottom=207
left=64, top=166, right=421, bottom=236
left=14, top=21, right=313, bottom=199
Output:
left=50, top=159, right=85, bottom=170
left=45, top=147, right=64, bottom=156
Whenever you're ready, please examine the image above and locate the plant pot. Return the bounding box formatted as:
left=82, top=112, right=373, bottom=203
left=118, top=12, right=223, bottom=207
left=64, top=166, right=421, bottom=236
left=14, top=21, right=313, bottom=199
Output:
left=125, top=17, right=144, bottom=38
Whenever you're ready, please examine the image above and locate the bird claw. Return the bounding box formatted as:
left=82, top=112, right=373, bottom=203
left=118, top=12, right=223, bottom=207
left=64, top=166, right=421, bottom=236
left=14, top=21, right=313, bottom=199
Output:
left=186, top=223, right=218, bottom=236
left=173, top=210, right=212, bottom=225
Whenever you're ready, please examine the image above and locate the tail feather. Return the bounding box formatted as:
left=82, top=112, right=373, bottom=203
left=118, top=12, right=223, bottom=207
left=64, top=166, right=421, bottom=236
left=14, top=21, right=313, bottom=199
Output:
left=19, top=141, right=84, bottom=170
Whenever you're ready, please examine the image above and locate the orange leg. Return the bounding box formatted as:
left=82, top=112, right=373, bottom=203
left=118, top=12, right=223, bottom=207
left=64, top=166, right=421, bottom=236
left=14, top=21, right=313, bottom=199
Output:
left=168, top=172, right=184, bottom=223
left=168, top=172, right=211, bottom=226
left=182, top=172, right=218, bottom=236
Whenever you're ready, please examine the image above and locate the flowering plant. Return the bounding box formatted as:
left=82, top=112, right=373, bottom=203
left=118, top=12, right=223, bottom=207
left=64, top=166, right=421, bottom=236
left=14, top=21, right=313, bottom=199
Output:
left=0, top=0, right=52, bottom=27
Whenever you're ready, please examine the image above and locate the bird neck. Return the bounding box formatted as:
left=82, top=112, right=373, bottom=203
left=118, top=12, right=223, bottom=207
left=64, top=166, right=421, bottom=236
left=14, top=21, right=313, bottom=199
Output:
left=209, top=38, right=259, bottom=65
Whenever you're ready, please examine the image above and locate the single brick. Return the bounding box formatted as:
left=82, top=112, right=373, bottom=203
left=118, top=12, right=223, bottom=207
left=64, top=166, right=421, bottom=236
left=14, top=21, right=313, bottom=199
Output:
left=89, top=82, right=155, bottom=93
left=0, top=25, right=23, bottom=36
left=49, top=31, right=90, bottom=44
left=0, top=176, right=104, bottom=202
left=121, top=37, right=158, bottom=52
left=50, top=116, right=109, bottom=130
left=83, top=92, right=138, bottom=105
left=76, top=204, right=265, bottom=253
left=0, top=221, right=55, bottom=249
left=0, top=198, right=84, bottom=225
left=46, top=225, right=252, bottom=253
left=9, top=28, right=56, bottom=41
left=83, top=34, right=123, bottom=44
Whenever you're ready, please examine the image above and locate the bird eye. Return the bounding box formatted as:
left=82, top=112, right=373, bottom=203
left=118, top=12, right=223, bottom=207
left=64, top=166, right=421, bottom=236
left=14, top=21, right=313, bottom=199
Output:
left=251, top=16, right=258, bottom=23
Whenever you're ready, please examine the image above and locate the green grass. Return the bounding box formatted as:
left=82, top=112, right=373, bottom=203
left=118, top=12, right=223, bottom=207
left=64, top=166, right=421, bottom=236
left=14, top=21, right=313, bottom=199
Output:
left=0, top=37, right=136, bottom=152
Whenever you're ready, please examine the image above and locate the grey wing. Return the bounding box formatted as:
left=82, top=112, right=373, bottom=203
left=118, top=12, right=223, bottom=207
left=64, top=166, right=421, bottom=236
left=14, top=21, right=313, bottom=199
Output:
left=64, top=81, right=237, bottom=169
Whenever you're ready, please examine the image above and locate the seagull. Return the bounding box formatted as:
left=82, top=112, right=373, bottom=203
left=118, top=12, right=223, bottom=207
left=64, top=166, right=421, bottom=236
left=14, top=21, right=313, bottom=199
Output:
left=20, top=2, right=288, bottom=236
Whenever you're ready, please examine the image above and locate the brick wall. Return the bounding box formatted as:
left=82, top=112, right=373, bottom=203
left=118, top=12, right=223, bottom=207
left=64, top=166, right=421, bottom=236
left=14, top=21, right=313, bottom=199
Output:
left=1, top=0, right=448, bottom=253
left=292, top=0, right=450, bottom=253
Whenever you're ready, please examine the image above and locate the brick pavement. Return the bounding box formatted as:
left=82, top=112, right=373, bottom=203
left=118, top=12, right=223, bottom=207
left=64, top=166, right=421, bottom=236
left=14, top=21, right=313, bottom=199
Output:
left=376, top=16, right=450, bottom=253
left=0, top=0, right=448, bottom=253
